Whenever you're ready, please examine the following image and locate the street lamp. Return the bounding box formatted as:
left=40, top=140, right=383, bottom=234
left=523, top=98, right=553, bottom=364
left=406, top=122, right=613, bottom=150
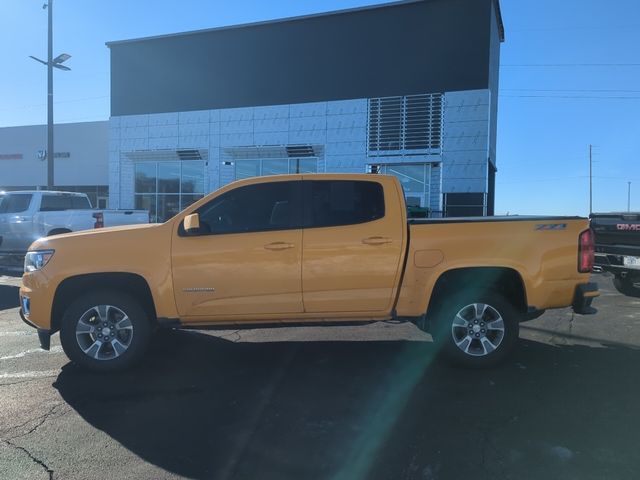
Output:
left=29, top=0, right=71, bottom=189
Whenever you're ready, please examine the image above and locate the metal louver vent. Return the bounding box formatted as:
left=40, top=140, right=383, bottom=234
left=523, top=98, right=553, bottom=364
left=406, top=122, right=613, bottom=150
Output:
left=286, top=145, right=315, bottom=158
left=368, top=93, right=443, bottom=155
left=177, top=149, right=202, bottom=160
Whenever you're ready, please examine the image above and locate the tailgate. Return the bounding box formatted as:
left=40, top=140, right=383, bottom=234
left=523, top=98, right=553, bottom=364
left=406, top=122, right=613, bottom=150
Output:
left=590, top=213, right=640, bottom=247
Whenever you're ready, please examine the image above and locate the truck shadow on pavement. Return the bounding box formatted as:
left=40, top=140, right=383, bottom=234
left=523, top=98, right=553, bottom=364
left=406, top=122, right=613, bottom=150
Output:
left=0, top=285, right=19, bottom=310
left=53, top=330, right=640, bottom=480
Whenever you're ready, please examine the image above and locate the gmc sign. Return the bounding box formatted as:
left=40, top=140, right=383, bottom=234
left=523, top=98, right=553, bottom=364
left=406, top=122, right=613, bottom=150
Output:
left=617, top=224, right=640, bottom=231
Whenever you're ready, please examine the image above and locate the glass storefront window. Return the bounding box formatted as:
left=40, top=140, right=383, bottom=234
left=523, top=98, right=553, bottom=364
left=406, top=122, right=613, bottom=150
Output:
left=157, top=194, right=180, bottom=221
left=135, top=163, right=156, bottom=193
left=379, top=163, right=431, bottom=213
left=181, top=162, right=205, bottom=194
left=262, top=159, right=289, bottom=176
left=135, top=194, right=156, bottom=223
left=181, top=194, right=202, bottom=210
left=158, top=163, right=180, bottom=194
left=296, top=158, right=318, bottom=174
left=236, top=160, right=261, bottom=180
left=234, top=158, right=319, bottom=179
left=134, top=160, right=205, bottom=222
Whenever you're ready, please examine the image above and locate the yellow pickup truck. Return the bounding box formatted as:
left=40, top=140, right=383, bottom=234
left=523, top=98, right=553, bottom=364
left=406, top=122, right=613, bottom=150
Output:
left=19, top=174, right=598, bottom=371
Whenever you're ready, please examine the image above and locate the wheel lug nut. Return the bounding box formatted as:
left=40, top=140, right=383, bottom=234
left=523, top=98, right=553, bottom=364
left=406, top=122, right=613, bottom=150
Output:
left=481, top=329, right=486, bottom=333
left=475, top=333, right=480, bottom=337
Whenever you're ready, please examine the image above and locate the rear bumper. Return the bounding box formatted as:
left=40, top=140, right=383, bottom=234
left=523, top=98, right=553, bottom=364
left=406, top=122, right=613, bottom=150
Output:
left=572, top=282, right=599, bottom=314
left=19, top=307, right=51, bottom=350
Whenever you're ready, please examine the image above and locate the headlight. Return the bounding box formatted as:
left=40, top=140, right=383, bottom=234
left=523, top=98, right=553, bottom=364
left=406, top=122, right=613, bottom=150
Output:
left=24, top=250, right=54, bottom=273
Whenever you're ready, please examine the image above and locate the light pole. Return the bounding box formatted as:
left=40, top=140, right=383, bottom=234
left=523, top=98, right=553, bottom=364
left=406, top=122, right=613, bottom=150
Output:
left=29, top=0, right=71, bottom=189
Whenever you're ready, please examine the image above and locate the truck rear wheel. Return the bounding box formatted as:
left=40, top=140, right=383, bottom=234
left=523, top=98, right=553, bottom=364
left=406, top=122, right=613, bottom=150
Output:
left=60, top=290, right=151, bottom=372
left=430, top=292, right=520, bottom=368
left=613, top=275, right=640, bottom=298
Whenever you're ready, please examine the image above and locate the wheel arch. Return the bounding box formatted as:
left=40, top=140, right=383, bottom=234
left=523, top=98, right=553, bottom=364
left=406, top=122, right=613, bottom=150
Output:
left=425, top=266, right=528, bottom=321
left=47, top=228, right=72, bottom=237
left=51, top=272, right=157, bottom=333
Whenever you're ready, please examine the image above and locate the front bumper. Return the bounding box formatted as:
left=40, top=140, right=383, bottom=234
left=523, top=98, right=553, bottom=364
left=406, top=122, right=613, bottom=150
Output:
left=19, top=306, right=51, bottom=350
left=572, top=282, right=599, bottom=314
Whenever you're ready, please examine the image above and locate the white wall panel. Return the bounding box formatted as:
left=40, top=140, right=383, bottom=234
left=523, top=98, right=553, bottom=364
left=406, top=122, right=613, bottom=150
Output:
left=179, top=123, right=209, bottom=137
left=326, top=112, right=367, bottom=129
left=179, top=110, right=210, bottom=124
left=254, top=105, right=290, bottom=120
left=120, top=126, right=148, bottom=139
left=254, top=117, right=290, bottom=133
left=326, top=98, right=367, bottom=115
left=148, top=137, right=179, bottom=149
left=327, top=127, right=366, bottom=143
left=148, top=112, right=179, bottom=126
left=289, top=102, right=327, bottom=118
left=442, top=178, right=487, bottom=193
left=120, top=138, right=149, bottom=151
left=178, top=135, right=209, bottom=148
left=254, top=131, right=288, bottom=145
left=220, top=119, right=253, bottom=135
left=325, top=154, right=366, bottom=170
left=290, top=116, right=326, bottom=132
left=444, top=89, right=490, bottom=108
left=442, top=163, right=488, bottom=180
left=221, top=132, right=254, bottom=147
left=149, top=124, right=179, bottom=138
left=288, top=128, right=326, bottom=144
left=219, top=107, right=254, bottom=122
left=444, top=104, right=490, bottom=123
left=119, top=115, right=149, bottom=128
left=325, top=141, right=366, bottom=156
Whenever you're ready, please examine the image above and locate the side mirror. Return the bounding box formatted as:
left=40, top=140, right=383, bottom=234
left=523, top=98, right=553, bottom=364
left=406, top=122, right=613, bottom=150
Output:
left=183, top=213, right=200, bottom=235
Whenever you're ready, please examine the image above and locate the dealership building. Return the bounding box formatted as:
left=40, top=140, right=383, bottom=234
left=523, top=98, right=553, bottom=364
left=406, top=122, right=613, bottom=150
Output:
left=0, top=122, right=109, bottom=208
left=106, top=0, right=504, bottom=222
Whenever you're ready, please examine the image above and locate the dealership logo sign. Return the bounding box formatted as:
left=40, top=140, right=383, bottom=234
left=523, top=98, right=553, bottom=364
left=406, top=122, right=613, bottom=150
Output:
left=0, top=153, right=23, bottom=160
left=37, top=150, right=71, bottom=160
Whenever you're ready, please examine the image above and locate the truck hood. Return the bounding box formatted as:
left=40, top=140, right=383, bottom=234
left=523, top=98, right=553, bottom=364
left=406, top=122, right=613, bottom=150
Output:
left=29, top=223, right=162, bottom=251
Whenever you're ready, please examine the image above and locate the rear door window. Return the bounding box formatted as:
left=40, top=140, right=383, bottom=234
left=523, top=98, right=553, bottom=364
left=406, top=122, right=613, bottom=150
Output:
left=40, top=195, right=78, bottom=211
left=0, top=194, right=33, bottom=214
left=304, top=180, right=385, bottom=228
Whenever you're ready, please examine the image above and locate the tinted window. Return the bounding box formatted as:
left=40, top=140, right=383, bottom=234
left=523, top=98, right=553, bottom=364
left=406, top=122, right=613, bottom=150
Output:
left=305, top=180, right=385, bottom=228
left=40, top=194, right=90, bottom=211
left=193, top=181, right=301, bottom=235
left=0, top=194, right=32, bottom=214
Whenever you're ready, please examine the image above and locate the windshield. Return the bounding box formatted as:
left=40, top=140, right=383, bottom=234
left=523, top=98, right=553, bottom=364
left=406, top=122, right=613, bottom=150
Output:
left=0, top=193, right=32, bottom=214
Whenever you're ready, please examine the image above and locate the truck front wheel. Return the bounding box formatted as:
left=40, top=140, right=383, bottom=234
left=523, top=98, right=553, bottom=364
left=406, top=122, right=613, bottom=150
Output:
left=60, top=290, right=151, bottom=372
left=430, top=293, right=520, bottom=368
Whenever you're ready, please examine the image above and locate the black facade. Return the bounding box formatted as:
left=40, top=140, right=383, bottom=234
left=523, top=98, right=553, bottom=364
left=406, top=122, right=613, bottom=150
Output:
left=108, top=0, right=503, bottom=116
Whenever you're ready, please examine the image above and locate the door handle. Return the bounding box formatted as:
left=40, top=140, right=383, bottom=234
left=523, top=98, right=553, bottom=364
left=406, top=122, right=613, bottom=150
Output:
left=264, top=242, right=294, bottom=251
left=362, top=236, right=392, bottom=245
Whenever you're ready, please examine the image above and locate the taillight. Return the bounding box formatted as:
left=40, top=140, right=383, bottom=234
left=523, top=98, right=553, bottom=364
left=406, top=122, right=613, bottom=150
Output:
left=578, top=228, right=595, bottom=273
left=93, top=212, right=104, bottom=229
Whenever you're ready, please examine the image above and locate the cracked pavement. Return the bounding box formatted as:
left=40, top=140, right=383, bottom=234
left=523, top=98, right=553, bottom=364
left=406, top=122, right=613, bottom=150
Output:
left=1, top=272, right=640, bottom=479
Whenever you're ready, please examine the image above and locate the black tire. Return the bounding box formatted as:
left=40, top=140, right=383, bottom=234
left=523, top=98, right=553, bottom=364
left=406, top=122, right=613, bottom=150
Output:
left=429, top=292, right=520, bottom=368
left=60, top=290, right=151, bottom=372
left=613, top=276, right=640, bottom=298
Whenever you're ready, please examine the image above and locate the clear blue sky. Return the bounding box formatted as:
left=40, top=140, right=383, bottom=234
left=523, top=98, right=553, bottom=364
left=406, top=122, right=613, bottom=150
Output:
left=1, top=0, right=639, bottom=215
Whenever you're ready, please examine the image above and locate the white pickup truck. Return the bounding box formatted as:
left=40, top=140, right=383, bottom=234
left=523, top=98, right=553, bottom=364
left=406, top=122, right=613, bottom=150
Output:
left=0, top=191, right=149, bottom=259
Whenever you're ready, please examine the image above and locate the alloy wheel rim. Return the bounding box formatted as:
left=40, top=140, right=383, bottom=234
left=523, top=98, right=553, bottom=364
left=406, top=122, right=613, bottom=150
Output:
left=75, top=305, right=134, bottom=361
left=451, top=303, right=505, bottom=357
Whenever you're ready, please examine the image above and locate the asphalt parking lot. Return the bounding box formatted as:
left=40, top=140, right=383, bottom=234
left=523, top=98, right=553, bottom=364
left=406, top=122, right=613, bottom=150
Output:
left=0, top=272, right=639, bottom=480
